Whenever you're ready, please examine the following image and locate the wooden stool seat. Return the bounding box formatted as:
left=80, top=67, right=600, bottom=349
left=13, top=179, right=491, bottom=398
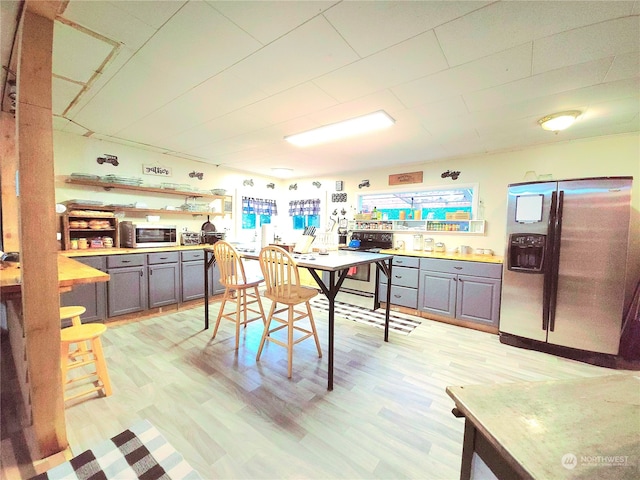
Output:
left=60, top=305, right=86, bottom=326
left=60, top=323, right=112, bottom=402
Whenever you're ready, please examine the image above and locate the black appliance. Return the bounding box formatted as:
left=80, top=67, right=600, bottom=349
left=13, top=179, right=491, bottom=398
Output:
left=344, top=231, right=393, bottom=252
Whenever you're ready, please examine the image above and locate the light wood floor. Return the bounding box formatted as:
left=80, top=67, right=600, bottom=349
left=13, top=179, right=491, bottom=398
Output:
left=2, top=293, right=627, bottom=479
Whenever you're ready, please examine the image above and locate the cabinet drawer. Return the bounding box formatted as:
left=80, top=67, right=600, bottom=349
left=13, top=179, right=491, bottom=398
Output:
left=389, top=266, right=419, bottom=288
left=181, top=250, right=205, bottom=262
left=107, top=254, right=145, bottom=268
left=379, top=283, right=418, bottom=309
left=420, top=258, right=502, bottom=279
left=147, top=252, right=179, bottom=264
left=392, top=255, right=420, bottom=268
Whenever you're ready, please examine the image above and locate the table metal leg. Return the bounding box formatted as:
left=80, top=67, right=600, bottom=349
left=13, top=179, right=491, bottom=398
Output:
left=307, top=267, right=348, bottom=391
left=204, top=250, right=215, bottom=330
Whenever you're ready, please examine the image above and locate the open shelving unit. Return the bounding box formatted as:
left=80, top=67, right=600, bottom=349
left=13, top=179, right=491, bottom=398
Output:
left=64, top=177, right=232, bottom=218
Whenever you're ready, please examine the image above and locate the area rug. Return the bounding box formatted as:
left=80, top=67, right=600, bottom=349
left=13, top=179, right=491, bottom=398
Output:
left=310, top=296, right=421, bottom=335
left=33, top=420, right=201, bottom=480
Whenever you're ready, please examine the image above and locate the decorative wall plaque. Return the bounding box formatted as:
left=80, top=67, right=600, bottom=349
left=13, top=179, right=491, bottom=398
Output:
left=389, top=171, right=423, bottom=185
left=143, top=164, right=172, bottom=177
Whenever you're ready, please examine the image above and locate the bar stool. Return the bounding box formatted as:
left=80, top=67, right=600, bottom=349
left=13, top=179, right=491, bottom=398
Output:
left=60, top=323, right=112, bottom=402
left=60, top=305, right=86, bottom=327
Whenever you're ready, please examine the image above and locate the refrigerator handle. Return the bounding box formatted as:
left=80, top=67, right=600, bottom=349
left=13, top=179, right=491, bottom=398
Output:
left=548, top=190, right=564, bottom=332
left=543, top=190, right=558, bottom=331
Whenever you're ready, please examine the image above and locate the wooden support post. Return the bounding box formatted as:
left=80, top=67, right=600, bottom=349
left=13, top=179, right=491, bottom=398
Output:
left=17, top=6, right=68, bottom=457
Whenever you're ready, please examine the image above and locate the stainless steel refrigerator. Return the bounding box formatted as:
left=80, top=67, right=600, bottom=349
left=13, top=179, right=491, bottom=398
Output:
left=500, top=177, right=632, bottom=355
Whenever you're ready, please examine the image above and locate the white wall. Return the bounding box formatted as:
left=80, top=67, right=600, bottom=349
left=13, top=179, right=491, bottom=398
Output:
left=54, top=131, right=639, bottom=290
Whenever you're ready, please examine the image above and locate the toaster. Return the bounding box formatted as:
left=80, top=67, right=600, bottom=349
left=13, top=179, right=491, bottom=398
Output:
left=181, top=231, right=201, bottom=246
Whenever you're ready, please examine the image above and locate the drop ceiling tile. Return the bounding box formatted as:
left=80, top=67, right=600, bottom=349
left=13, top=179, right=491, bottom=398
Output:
left=53, top=22, right=115, bottom=84
left=107, top=0, right=186, bottom=29
left=159, top=110, right=271, bottom=153
left=241, top=82, right=337, bottom=125
left=605, top=51, right=640, bottom=82
left=391, top=43, right=532, bottom=108
left=435, top=1, right=635, bottom=66
left=302, top=90, right=407, bottom=125
left=115, top=71, right=269, bottom=143
left=227, top=15, right=359, bottom=95
left=324, top=1, right=490, bottom=57
left=62, top=1, right=158, bottom=50
left=313, top=31, right=448, bottom=103
left=52, top=77, right=84, bottom=116
left=72, top=58, right=189, bottom=135
left=463, top=57, right=613, bottom=112
left=134, top=2, right=262, bottom=86
left=533, top=17, right=640, bottom=74
left=412, top=96, right=470, bottom=123
left=208, top=0, right=335, bottom=45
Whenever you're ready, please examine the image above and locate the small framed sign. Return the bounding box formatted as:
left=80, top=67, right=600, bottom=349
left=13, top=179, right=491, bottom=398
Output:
left=143, top=164, right=172, bottom=177
left=389, top=171, right=423, bottom=186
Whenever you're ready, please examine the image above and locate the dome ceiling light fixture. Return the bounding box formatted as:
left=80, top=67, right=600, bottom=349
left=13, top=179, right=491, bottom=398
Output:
left=538, top=110, right=582, bottom=133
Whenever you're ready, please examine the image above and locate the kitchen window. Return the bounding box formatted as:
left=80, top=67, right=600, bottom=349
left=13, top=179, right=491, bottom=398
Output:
left=241, top=197, right=277, bottom=229
left=358, top=185, right=479, bottom=221
left=289, top=199, right=321, bottom=231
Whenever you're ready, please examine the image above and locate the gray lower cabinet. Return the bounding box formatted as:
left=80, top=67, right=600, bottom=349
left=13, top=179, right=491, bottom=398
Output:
left=181, top=250, right=224, bottom=301
left=60, top=256, right=107, bottom=325
left=148, top=252, right=180, bottom=308
left=378, top=255, right=420, bottom=309
left=419, top=258, right=502, bottom=327
left=181, top=250, right=206, bottom=302
left=107, top=254, right=147, bottom=317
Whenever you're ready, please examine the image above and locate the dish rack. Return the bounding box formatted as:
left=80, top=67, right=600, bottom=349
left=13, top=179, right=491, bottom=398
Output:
left=313, top=232, right=339, bottom=251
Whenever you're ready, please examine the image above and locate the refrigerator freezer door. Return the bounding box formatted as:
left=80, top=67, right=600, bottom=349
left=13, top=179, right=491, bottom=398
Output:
left=547, top=178, right=631, bottom=354
left=500, top=182, right=557, bottom=342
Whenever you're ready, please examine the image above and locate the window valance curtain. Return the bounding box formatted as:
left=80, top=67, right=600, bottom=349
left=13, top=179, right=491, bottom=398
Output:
left=242, top=197, right=278, bottom=215
left=288, top=199, right=321, bottom=216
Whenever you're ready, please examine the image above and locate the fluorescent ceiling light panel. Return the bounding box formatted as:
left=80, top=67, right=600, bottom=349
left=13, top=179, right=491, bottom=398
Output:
left=285, top=110, right=395, bottom=147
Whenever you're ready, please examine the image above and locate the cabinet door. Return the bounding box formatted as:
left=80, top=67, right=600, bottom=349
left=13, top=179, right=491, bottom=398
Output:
left=456, top=275, right=502, bottom=327
left=209, top=263, right=225, bottom=295
left=181, top=260, right=205, bottom=302
left=108, top=266, right=147, bottom=317
left=149, top=263, right=180, bottom=308
left=419, top=270, right=456, bottom=318
left=60, top=256, right=107, bottom=324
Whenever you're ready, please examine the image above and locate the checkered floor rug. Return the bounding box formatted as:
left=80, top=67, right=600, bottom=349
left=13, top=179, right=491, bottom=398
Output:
left=310, top=296, right=421, bottom=335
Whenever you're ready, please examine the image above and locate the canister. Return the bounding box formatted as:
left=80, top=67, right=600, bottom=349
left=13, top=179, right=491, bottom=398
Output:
left=423, top=237, right=434, bottom=252
left=412, top=234, right=423, bottom=251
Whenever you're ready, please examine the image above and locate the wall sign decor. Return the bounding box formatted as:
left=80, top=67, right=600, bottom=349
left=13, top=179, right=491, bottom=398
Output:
left=189, top=171, right=203, bottom=180
left=97, top=154, right=119, bottom=166
left=389, top=171, right=423, bottom=185
left=143, top=164, right=172, bottom=176
left=331, top=193, right=347, bottom=203
left=441, top=170, right=461, bottom=180
left=335, top=180, right=344, bottom=191
left=358, top=179, right=370, bottom=189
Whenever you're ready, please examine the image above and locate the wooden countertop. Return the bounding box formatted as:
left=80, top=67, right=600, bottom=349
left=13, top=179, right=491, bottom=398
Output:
left=379, top=248, right=503, bottom=264
left=61, top=245, right=206, bottom=257
left=1, top=256, right=110, bottom=292
left=446, top=374, right=640, bottom=479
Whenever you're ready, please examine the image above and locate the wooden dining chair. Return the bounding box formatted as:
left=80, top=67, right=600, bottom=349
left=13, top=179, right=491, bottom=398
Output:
left=257, top=245, right=322, bottom=378
left=212, top=240, right=266, bottom=349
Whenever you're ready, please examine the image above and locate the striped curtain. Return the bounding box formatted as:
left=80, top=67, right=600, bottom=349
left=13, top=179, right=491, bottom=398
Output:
left=288, top=199, right=321, bottom=216
left=242, top=197, right=278, bottom=215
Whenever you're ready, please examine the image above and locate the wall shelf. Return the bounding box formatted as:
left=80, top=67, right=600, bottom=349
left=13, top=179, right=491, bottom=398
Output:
left=349, top=219, right=486, bottom=235
left=63, top=177, right=232, bottom=218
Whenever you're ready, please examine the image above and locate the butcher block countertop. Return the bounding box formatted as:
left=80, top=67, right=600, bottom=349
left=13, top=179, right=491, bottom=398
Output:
left=1, top=256, right=110, bottom=293
left=60, top=245, right=206, bottom=258
left=380, top=249, right=504, bottom=264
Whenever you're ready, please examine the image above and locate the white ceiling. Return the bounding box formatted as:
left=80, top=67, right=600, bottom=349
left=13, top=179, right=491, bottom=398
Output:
left=11, top=1, right=640, bottom=178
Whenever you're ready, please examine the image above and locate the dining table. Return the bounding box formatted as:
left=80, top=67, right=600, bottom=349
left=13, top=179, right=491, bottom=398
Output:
left=204, top=246, right=394, bottom=390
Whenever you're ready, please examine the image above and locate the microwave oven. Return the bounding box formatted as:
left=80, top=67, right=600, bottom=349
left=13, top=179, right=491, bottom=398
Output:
left=120, top=222, right=178, bottom=248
